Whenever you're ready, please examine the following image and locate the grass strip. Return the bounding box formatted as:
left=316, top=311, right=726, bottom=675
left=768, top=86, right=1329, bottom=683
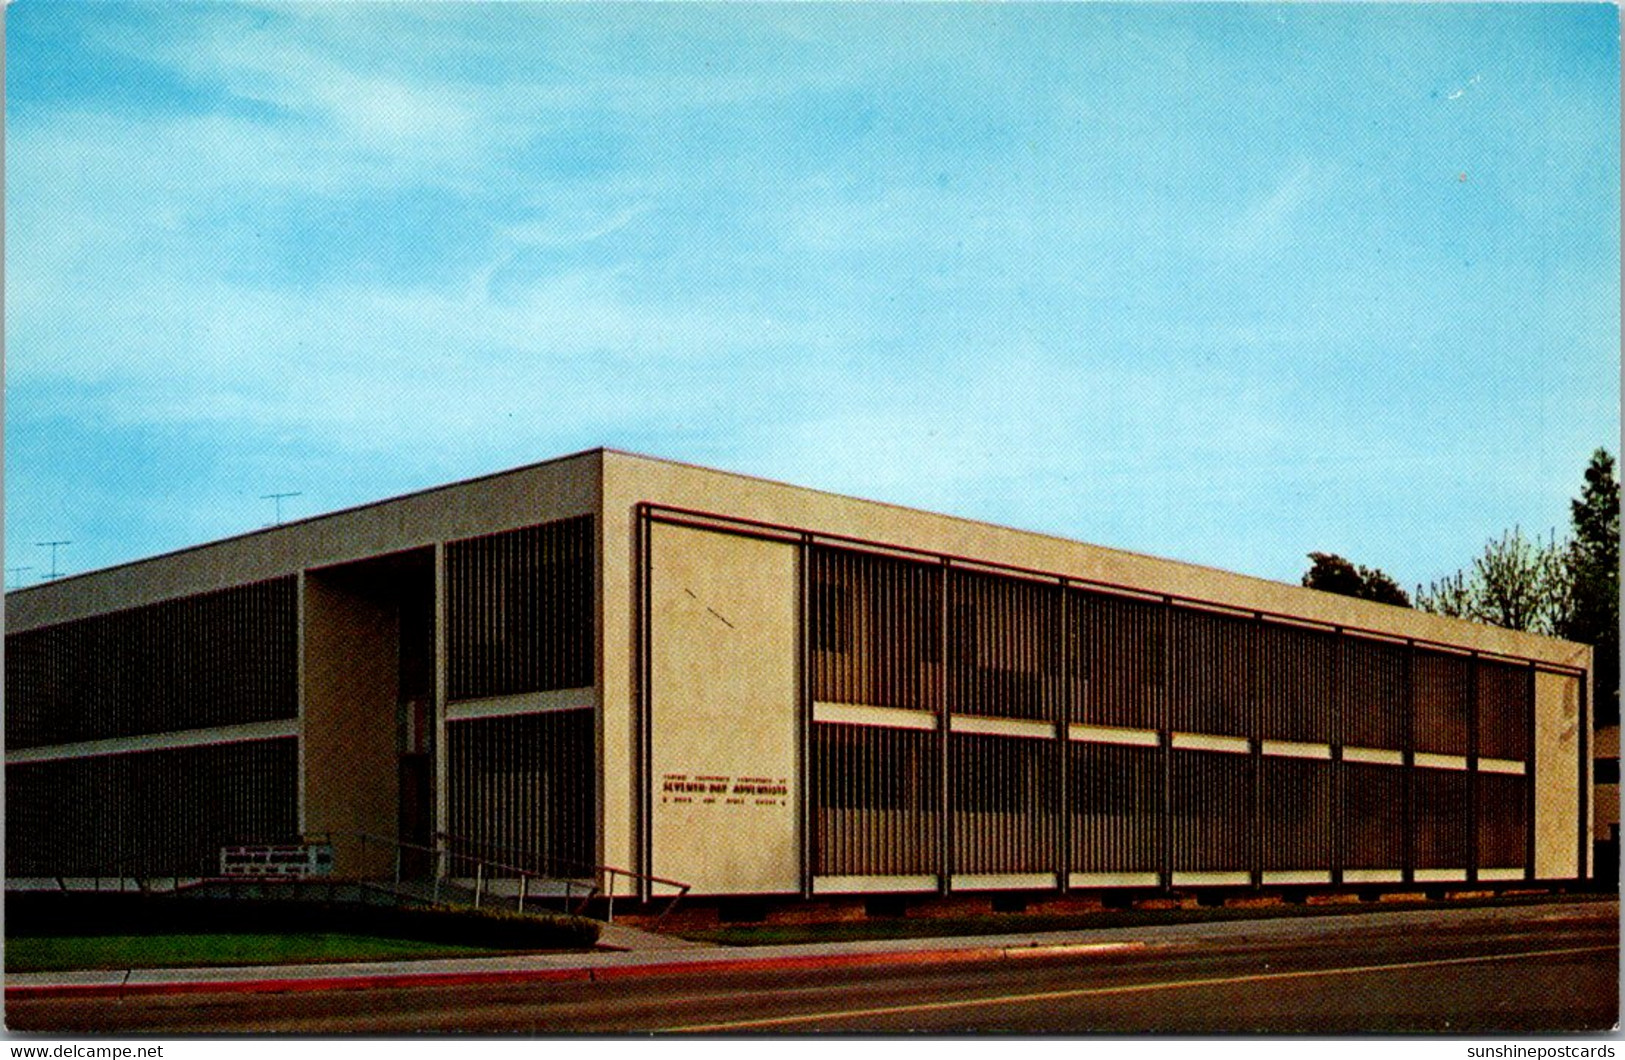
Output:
left=5, top=932, right=514, bottom=973
left=679, top=891, right=1614, bottom=947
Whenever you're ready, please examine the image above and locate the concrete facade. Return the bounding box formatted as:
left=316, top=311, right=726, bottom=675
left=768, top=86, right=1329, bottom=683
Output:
left=5, top=449, right=1599, bottom=898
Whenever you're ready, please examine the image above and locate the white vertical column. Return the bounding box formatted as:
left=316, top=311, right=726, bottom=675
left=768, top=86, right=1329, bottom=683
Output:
left=295, top=569, right=308, bottom=836
left=434, top=541, right=449, bottom=846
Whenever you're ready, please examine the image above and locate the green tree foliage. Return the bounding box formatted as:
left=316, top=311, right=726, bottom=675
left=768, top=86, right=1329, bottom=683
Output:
left=1560, top=449, right=1619, bottom=723
left=1413, top=448, right=1617, bottom=725
left=1415, top=527, right=1571, bottom=635
left=1302, top=552, right=1412, bottom=607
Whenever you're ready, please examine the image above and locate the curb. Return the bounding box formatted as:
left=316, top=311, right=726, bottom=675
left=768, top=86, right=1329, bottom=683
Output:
left=5, top=941, right=1144, bottom=1001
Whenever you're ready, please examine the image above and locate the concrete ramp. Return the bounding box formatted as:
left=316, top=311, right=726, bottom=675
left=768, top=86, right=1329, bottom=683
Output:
left=596, top=922, right=715, bottom=951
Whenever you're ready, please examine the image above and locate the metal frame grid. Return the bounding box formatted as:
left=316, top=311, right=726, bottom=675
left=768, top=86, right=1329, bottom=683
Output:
left=635, top=503, right=1585, bottom=891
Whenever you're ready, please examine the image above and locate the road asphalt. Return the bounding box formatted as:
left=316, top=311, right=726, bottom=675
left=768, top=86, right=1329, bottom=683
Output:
left=7, top=896, right=1616, bottom=1002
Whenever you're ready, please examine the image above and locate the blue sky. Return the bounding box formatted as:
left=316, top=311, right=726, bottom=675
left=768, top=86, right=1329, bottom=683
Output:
left=5, top=2, right=1619, bottom=592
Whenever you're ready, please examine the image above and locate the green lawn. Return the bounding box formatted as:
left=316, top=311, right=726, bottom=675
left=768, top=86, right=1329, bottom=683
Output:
left=5, top=932, right=516, bottom=973
left=679, top=891, right=1612, bottom=947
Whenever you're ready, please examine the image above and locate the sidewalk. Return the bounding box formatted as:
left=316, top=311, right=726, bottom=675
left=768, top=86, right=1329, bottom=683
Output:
left=7, top=898, right=1615, bottom=1001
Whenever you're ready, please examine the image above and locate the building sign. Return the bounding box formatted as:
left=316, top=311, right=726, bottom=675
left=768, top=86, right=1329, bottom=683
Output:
left=661, top=772, right=790, bottom=807
left=219, top=843, right=334, bottom=878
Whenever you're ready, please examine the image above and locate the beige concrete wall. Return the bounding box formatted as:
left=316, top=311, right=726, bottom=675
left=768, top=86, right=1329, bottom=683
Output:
left=302, top=573, right=400, bottom=877
left=598, top=448, right=1598, bottom=891
left=1533, top=670, right=1583, bottom=879
left=9, top=451, right=601, bottom=631
left=646, top=523, right=799, bottom=895
left=600, top=451, right=1590, bottom=670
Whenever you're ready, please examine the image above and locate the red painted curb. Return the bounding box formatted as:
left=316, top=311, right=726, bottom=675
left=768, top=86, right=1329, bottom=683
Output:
left=5, top=943, right=1039, bottom=1001
left=589, top=945, right=1009, bottom=981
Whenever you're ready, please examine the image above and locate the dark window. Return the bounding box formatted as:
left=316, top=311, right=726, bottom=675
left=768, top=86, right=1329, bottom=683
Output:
left=446, top=517, right=593, bottom=700
left=1596, top=757, right=1621, bottom=785
left=1069, top=741, right=1162, bottom=873
left=812, top=582, right=851, bottom=654
left=950, top=602, right=980, bottom=664
left=446, top=709, right=594, bottom=875
left=5, top=577, right=298, bottom=749
left=809, top=547, right=942, bottom=711
left=813, top=722, right=939, bottom=875
left=6, top=738, right=298, bottom=877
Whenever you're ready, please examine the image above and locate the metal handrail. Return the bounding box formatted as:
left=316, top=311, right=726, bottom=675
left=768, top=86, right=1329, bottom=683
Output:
left=360, top=831, right=590, bottom=915
left=292, top=829, right=691, bottom=928
left=431, top=830, right=692, bottom=927
left=429, top=831, right=598, bottom=880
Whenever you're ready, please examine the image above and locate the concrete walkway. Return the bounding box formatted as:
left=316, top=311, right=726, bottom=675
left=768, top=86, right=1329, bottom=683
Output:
left=595, top=921, right=715, bottom=951
left=7, top=898, right=1615, bottom=1002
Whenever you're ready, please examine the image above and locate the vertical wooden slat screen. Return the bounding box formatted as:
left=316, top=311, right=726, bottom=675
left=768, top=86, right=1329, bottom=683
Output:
left=1338, top=637, right=1407, bottom=749
left=3, top=738, right=297, bottom=877
left=1168, top=608, right=1254, bottom=737
left=445, top=710, right=594, bottom=875
left=1477, top=659, right=1532, bottom=761
left=1412, top=767, right=1471, bottom=869
left=812, top=723, right=939, bottom=875
left=1068, top=741, right=1163, bottom=874
left=1414, top=649, right=1473, bottom=755
left=1255, top=622, right=1336, bottom=743
left=1340, top=761, right=1406, bottom=869
left=809, top=547, right=941, bottom=712
left=949, top=733, right=1059, bottom=873
left=1077, top=592, right=1164, bottom=729
left=1170, top=749, right=1252, bottom=871
left=1476, top=772, right=1527, bottom=868
left=4, top=577, right=298, bottom=750
left=947, top=571, right=1062, bottom=721
left=445, top=516, right=593, bottom=702
left=1258, top=756, right=1333, bottom=870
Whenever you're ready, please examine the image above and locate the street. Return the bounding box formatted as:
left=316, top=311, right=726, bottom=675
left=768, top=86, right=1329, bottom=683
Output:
left=7, top=900, right=1617, bottom=1034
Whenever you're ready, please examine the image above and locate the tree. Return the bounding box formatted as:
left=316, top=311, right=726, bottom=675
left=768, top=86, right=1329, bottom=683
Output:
left=1415, top=527, right=1571, bottom=635
left=1302, top=552, right=1412, bottom=607
left=1560, top=449, right=1619, bottom=724
left=1411, top=450, right=1617, bottom=723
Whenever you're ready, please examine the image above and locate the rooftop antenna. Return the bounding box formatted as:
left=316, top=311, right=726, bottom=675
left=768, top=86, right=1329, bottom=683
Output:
left=6, top=565, right=32, bottom=590
left=34, top=540, right=71, bottom=580
left=261, top=492, right=302, bottom=527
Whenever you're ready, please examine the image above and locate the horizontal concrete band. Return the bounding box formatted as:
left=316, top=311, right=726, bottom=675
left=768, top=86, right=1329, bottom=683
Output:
left=949, top=715, right=1055, bottom=740
left=446, top=686, right=594, bottom=723
left=1412, top=869, right=1469, bottom=882
left=1260, top=870, right=1332, bottom=885
left=6, top=719, right=298, bottom=765
left=1068, top=725, right=1159, bottom=748
left=1342, top=869, right=1404, bottom=883
left=951, top=873, right=1058, bottom=892
left=1169, top=732, right=1249, bottom=755
left=1259, top=740, right=1331, bottom=760
left=813, top=702, right=936, bottom=730
left=813, top=874, right=938, bottom=894
left=1170, top=871, right=1251, bottom=887
left=808, top=709, right=1529, bottom=779
left=1343, top=746, right=1405, bottom=766
left=1478, top=867, right=1527, bottom=881
left=1067, top=871, right=1160, bottom=889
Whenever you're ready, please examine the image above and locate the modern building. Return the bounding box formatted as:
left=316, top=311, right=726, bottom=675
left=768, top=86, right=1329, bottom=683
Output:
left=5, top=449, right=1597, bottom=903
